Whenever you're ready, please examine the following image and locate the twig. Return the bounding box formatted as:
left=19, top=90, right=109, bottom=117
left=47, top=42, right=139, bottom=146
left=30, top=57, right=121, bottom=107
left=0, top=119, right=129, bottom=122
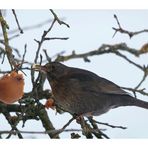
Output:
left=87, top=117, right=108, bottom=139
left=97, top=130, right=110, bottom=139
left=50, top=9, right=70, bottom=28
left=0, top=129, right=80, bottom=135
left=135, top=72, right=147, bottom=90
left=52, top=117, right=75, bottom=137
left=12, top=9, right=23, bottom=34
left=1, top=51, right=5, bottom=64
left=61, top=117, right=75, bottom=130
left=8, top=34, right=20, bottom=40
left=121, top=87, right=148, bottom=96
left=0, top=70, right=10, bottom=74
left=21, top=44, right=27, bottom=67
left=114, top=51, right=143, bottom=71
left=44, top=37, right=69, bottom=41
left=34, top=19, right=56, bottom=63
left=0, top=40, right=21, bottom=57
left=43, top=49, right=51, bottom=62
left=2, top=109, right=23, bottom=139
left=17, top=44, right=27, bottom=76
left=0, top=128, right=106, bottom=135
left=0, top=19, right=57, bottom=36
left=91, top=119, right=127, bottom=129
left=113, top=14, right=148, bottom=38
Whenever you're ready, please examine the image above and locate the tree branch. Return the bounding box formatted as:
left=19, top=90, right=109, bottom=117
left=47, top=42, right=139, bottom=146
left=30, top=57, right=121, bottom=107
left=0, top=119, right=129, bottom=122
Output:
left=12, top=9, right=23, bottom=34
left=112, top=14, right=148, bottom=38
left=0, top=10, right=14, bottom=69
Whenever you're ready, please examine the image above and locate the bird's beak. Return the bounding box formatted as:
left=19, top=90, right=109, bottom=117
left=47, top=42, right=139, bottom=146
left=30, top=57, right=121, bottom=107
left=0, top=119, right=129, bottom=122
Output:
left=32, top=64, right=47, bottom=72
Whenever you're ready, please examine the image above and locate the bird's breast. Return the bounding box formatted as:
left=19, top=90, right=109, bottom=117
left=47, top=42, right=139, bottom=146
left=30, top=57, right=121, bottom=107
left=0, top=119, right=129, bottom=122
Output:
left=50, top=79, right=70, bottom=101
left=49, top=78, right=80, bottom=113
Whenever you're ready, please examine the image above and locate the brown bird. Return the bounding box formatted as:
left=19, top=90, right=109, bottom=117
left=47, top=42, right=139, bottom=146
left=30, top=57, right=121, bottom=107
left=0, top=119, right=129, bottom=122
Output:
left=33, top=62, right=148, bottom=117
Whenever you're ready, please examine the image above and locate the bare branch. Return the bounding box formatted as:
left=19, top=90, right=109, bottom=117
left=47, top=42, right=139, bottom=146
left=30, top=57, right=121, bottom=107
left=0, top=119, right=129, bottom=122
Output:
left=35, top=103, right=59, bottom=138
left=90, top=118, right=127, bottom=129
left=54, top=43, right=146, bottom=71
left=51, top=117, right=75, bottom=137
left=0, top=128, right=106, bottom=136
left=0, top=10, right=14, bottom=69
left=135, top=71, right=148, bottom=90
left=50, top=9, right=70, bottom=28
left=34, top=19, right=56, bottom=64
left=12, top=9, right=23, bottom=34
left=121, top=87, right=148, bottom=96
left=113, top=14, right=148, bottom=38
left=44, top=37, right=69, bottom=41
left=0, top=19, right=56, bottom=36
left=87, top=117, right=109, bottom=139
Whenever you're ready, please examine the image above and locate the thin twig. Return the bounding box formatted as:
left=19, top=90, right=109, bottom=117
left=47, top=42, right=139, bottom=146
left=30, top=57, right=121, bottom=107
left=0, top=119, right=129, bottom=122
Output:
left=0, top=19, right=58, bottom=36
left=113, top=14, right=148, bottom=38
left=52, top=117, right=75, bottom=137
left=2, top=110, right=23, bottom=139
left=43, top=49, right=51, bottom=62
left=34, top=19, right=56, bottom=63
left=92, top=119, right=127, bottom=129
left=50, top=9, right=70, bottom=28
left=44, top=37, right=69, bottom=40
left=8, top=34, right=20, bottom=40
left=18, top=44, right=27, bottom=76
left=0, top=40, right=21, bottom=57
left=12, top=9, right=23, bottom=34
left=135, top=72, right=147, bottom=90
left=21, top=44, right=27, bottom=67
left=114, top=51, right=143, bottom=70
left=121, top=87, right=148, bottom=96
left=0, top=128, right=106, bottom=135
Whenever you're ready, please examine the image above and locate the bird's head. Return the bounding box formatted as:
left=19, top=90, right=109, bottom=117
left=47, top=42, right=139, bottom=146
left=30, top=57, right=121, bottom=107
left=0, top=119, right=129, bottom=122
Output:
left=32, top=62, right=68, bottom=81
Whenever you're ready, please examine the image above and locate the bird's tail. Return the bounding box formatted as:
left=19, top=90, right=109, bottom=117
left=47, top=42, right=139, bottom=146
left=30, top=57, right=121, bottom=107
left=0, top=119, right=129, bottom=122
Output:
left=132, top=98, right=148, bottom=109
left=117, top=95, right=148, bottom=110
left=111, top=95, right=148, bottom=110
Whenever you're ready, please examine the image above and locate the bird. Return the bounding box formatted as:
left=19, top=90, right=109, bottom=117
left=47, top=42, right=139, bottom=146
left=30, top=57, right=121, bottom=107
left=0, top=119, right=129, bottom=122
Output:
left=0, top=71, right=24, bottom=104
left=33, top=62, right=148, bottom=117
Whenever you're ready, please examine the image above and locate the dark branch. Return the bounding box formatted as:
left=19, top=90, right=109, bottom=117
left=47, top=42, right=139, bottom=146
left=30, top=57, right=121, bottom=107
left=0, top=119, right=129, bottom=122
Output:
left=50, top=9, right=70, bottom=28
left=113, top=14, right=148, bottom=38
left=12, top=10, right=23, bottom=34
left=90, top=118, right=127, bottom=129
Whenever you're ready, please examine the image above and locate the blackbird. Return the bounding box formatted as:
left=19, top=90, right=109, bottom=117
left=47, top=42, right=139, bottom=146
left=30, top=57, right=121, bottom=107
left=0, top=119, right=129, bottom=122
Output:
left=33, top=62, right=148, bottom=117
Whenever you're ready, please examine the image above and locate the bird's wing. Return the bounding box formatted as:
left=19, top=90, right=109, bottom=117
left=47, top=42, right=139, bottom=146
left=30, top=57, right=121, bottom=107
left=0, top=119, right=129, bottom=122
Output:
left=64, top=68, right=129, bottom=96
